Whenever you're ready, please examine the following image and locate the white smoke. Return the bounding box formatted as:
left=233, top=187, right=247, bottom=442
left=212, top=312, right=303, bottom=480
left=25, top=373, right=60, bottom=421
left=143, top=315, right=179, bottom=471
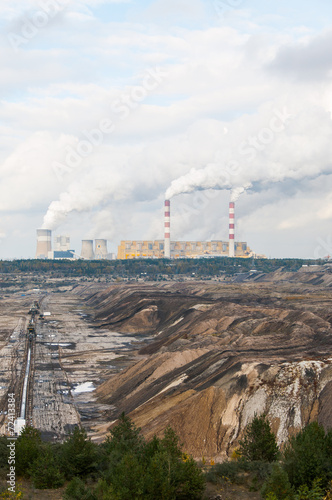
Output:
left=165, top=163, right=232, bottom=199
left=164, top=162, right=254, bottom=202
left=230, top=184, right=251, bottom=202
left=42, top=102, right=332, bottom=234
left=165, top=104, right=332, bottom=203
left=42, top=169, right=129, bottom=230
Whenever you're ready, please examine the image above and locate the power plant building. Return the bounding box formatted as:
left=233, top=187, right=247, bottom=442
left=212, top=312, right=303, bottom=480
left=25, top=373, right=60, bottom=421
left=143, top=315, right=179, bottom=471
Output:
left=117, top=240, right=252, bottom=259
left=52, top=250, right=75, bottom=259
left=36, top=230, right=75, bottom=259
left=81, top=240, right=94, bottom=259
left=55, top=235, right=70, bottom=251
left=95, top=239, right=108, bottom=259
left=35, top=229, right=52, bottom=259
left=118, top=240, right=165, bottom=259
left=36, top=196, right=260, bottom=261
left=52, top=234, right=75, bottom=258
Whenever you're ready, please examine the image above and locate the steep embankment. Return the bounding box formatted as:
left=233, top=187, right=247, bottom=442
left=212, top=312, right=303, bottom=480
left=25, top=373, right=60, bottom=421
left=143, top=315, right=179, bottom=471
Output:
left=87, top=276, right=332, bottom=460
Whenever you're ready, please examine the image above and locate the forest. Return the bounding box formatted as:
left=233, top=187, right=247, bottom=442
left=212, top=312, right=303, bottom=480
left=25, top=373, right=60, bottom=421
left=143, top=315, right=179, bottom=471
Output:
left=1, top=414, right=332, bottom=499
left=0, top=257, right=325, bottom=279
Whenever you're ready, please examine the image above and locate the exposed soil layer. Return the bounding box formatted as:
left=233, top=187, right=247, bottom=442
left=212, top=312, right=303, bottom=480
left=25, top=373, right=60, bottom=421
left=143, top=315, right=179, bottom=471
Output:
left=91, top=272, right=332, bottom=459
left=1, top=267, right=332, bottom=462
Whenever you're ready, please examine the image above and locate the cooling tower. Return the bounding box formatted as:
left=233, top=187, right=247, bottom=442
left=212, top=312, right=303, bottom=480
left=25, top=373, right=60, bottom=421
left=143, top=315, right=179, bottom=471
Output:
left=81, top=240, right=94, bottom=259
left=229, top=202, right=235, bottom=257
left=35, top=229, right=52, bottom=259
left=95, top=239, right=108, bottom=259
left=164, top=199, right=170, bottom=258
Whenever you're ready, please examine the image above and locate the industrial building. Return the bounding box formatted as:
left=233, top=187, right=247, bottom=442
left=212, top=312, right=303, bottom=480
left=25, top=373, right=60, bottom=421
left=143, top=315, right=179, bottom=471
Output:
left=35, top=231, right=111, bottom=260
left=118, top=241, right=165, bottom=259
left=55, top=235, right=70, bottom=251
left=52, top=234, right=75, bottom=259
left=36, top=231, right=75, bottom=259
left=95, top=239, right=108, bottom=259
left=81, top=240, right=94, bottom=259
left=117, top=240, right=252, bottom=259
left=117, top=198, right=255, bottom=259
left=35, top=229, right=52, bottom=259
left=36, top=193, right=261, bottom=261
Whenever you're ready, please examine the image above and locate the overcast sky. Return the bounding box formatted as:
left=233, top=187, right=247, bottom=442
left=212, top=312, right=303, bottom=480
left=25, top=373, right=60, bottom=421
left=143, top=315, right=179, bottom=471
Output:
left=1, top=0, right=332, bottom=259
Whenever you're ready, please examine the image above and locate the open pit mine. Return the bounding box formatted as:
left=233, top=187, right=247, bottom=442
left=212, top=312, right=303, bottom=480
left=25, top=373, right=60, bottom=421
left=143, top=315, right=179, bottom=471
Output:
left=0, top=266, right=332, bottom=462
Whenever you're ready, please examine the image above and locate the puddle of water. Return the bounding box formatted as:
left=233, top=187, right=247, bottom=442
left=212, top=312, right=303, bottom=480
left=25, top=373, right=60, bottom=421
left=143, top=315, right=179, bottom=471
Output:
left=72, top=382, right=95, bottom=394
left=45, top=342, right=73, bottom=347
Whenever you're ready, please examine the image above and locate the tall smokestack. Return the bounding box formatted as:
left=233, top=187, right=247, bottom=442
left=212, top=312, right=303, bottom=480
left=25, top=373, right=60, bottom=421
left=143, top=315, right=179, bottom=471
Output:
left=229, top=202, right=235, bottom=258
left=81, top=240, right=94, bottom=259
left=35, top=229, right=52, bottom=259
left=95, top=239, right=108, bottom=259
left=164, top=199, right=170, bottom=258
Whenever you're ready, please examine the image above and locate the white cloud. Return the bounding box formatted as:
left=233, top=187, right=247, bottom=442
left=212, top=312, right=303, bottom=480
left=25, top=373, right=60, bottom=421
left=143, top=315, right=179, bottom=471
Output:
left=268, top=28, right=332, bottom=81
left=1, top=2, right=332, bottom=258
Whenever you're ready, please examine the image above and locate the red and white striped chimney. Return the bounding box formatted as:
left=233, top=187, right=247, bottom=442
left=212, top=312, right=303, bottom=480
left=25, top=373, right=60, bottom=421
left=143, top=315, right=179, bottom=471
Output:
left=229, top=201, right=235, bottom=257
left=164, top=199, right=171, bottom=258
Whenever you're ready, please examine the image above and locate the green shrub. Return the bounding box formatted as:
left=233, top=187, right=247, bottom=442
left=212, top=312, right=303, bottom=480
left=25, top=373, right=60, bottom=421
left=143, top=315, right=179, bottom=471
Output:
left=63, top=477, right=97, bottom=500
left=294, top=478, right=324, bottom=500
left=265, top=494, right=279, bottom=500
left=15, top=426, right=42, bottom=477
left=29, top=444, right=65, bottom=489
left=206, top=459, right=271, bottom=491
left=60, top=426, right=98, bottom=480
left=102, top=412, right=144, bottom=459
left=104, top=451, right=145, bottom=499
left=102, top=417, right=205, bottom=499
left=261, top=463, right=294, bottom=499
left=0, top=436, right=8, bottom=470
left=205, top=461, right=243, bottom=484
left=283, top=422, right=332, bottom=489
left=239, top=414, right=279, bottom=462
left=246, top=461, right=272, bottom=481
left=171, top=455, right=205, bottom=500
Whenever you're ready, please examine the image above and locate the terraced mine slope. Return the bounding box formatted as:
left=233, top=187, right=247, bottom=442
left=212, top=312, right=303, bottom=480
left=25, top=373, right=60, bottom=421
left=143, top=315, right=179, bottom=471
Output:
left=1, top=267, right=331, bottom=462
left=88, top=272, right=332, bottom=460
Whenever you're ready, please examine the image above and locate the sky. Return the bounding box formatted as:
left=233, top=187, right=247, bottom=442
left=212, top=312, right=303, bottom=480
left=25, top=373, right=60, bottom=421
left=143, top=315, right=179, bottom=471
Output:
left=1, top=0, right=332, bottom=259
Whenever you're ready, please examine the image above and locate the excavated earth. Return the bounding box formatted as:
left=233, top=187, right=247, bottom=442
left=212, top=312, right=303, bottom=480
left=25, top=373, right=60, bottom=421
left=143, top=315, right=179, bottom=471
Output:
left=87, top=268, right=332, bottom=460
left=1, top=266, right=332, bottom=465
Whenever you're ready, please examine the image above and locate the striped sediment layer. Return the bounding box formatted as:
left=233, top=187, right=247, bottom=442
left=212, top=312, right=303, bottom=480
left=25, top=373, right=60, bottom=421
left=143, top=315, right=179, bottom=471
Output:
left=85, top=275, right=332, bottom=460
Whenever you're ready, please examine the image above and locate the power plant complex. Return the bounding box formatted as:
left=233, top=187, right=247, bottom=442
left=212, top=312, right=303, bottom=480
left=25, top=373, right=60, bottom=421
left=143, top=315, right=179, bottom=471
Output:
left=117, top=199, right=254, bottom=259
left=35, top=231, right=110, bottom=260
left=117, top=239, right=251, bottom=259
left=36, top=198, right=260, bottom=260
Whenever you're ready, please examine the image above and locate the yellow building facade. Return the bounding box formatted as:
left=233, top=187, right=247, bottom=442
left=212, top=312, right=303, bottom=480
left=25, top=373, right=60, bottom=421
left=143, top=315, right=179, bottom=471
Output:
left=117, top=240, right=252, bottom=259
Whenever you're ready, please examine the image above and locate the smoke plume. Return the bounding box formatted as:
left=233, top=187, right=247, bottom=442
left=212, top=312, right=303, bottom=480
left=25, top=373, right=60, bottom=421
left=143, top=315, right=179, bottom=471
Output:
left=230, top=185, right=251, bottom=202
left=165, top=105, right=332, bottom=203
left=42, top=172, right=127, bottom=230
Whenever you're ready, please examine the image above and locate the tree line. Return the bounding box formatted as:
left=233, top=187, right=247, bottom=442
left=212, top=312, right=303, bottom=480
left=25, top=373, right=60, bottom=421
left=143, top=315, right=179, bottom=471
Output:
left=0, top=257, right=325, bottom=279
left=0, top=415, right=205, bottom=499
left=207, top=414, right=332, bottom=499
left=1, top=414, right=332, bottom=498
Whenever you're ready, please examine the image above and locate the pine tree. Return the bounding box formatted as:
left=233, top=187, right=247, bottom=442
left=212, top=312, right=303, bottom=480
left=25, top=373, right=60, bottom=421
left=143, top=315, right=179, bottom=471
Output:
left=239, top=414, right=279, bottom=462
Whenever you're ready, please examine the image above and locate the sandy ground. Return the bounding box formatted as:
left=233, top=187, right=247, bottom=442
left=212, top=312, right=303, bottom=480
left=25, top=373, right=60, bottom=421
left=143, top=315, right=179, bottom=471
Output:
left=0, top=287, right=146, bottom=440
